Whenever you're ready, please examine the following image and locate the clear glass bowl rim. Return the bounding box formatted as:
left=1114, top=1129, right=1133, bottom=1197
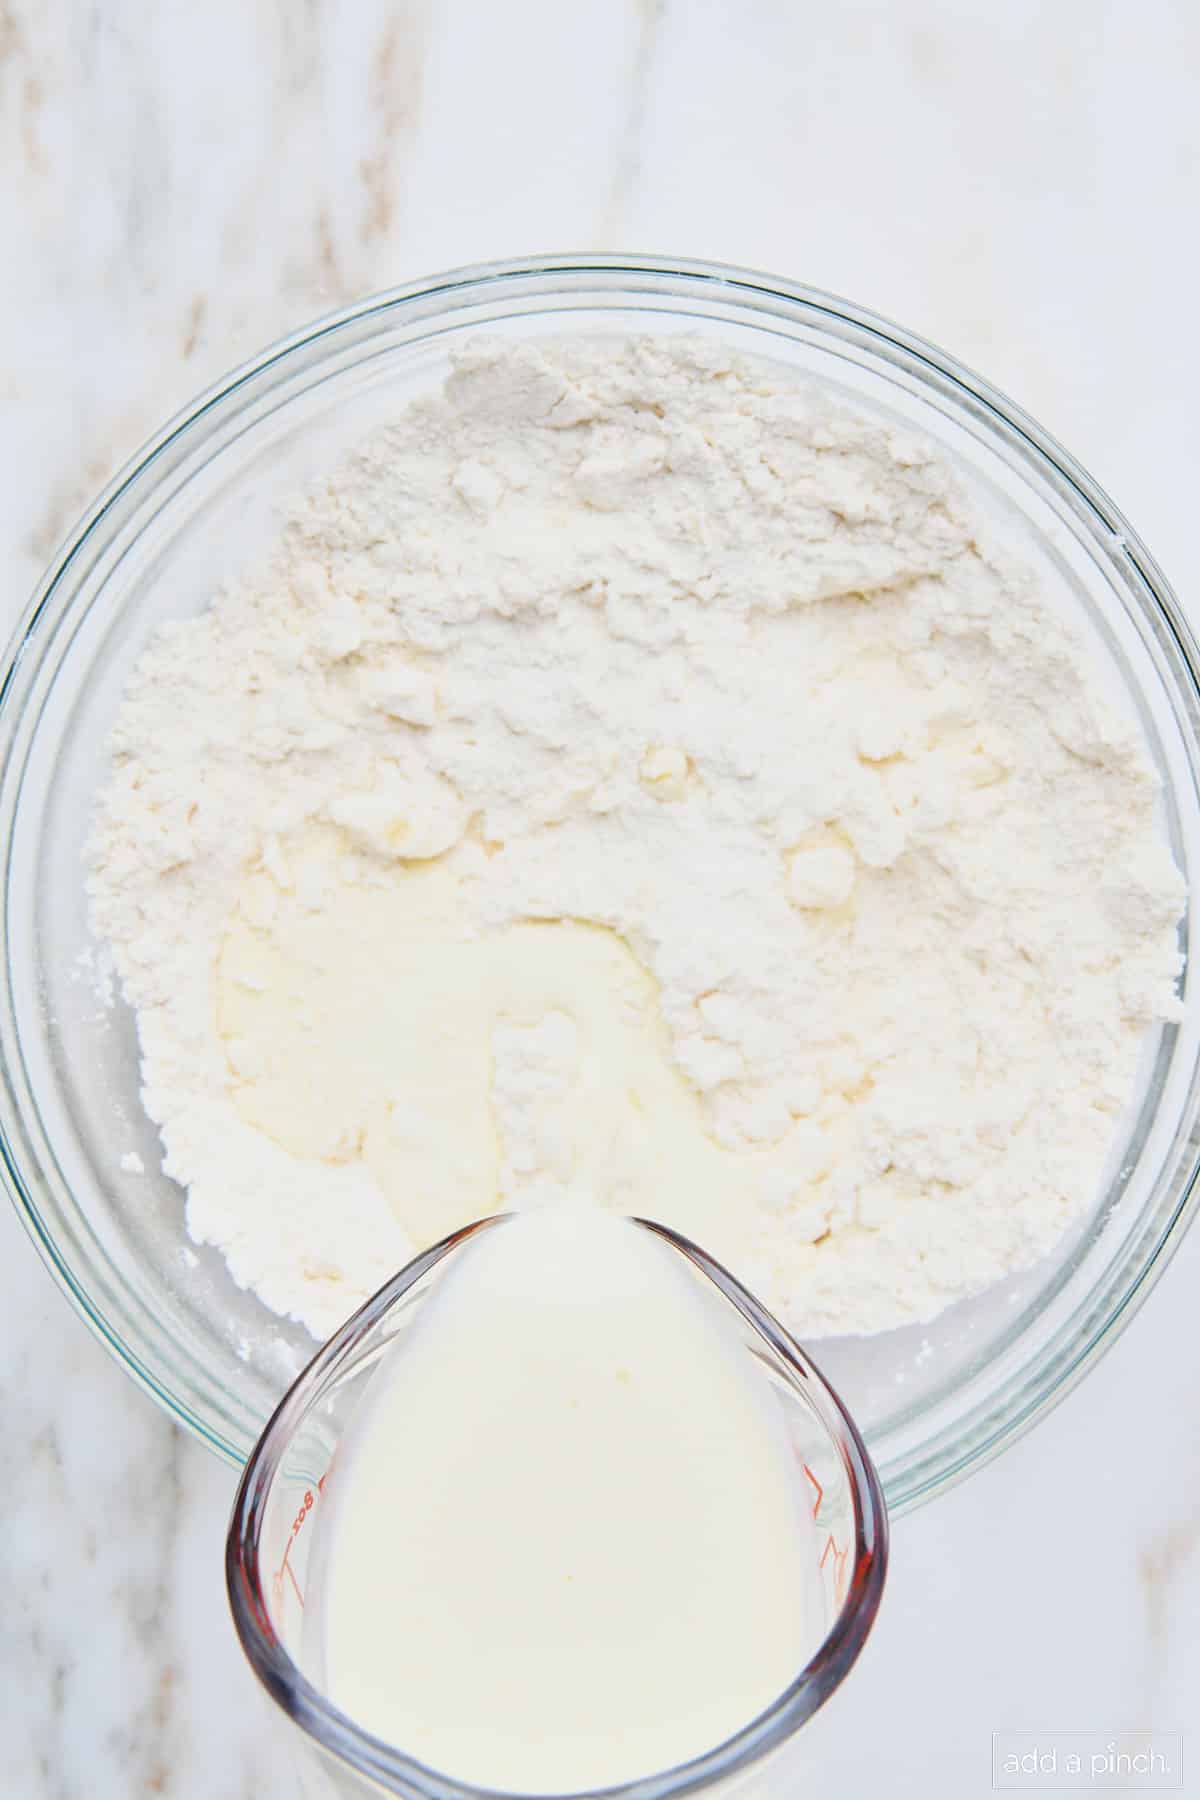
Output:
left=2, top=252, right=1198, bottom=1516
left=226, top=1213, right=890, bottom=1799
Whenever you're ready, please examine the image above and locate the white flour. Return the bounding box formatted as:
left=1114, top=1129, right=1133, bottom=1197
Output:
left=87, top=336, right=1185, bottom=1340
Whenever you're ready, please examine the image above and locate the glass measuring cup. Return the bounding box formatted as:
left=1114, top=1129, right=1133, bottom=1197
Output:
left=226, top=1216, right=889, bottom=1799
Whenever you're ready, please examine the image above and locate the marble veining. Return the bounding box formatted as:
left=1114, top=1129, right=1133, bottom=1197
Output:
left=2, top=2, right=1198, bottom=1793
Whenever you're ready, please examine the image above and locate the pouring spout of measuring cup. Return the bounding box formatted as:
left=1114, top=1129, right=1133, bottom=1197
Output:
left=226, top=1211, right=889, bottom=1800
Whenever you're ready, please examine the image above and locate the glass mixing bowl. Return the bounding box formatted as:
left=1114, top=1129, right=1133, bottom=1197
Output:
left=2, top=257, right=1198, bottom=1514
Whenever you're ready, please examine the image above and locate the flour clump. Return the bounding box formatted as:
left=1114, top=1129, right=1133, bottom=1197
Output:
left=87, top=336, right=1185, bottom=1339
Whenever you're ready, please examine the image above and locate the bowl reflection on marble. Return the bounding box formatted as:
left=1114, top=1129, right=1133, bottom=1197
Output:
left=1, top=256, right=1198, bottom=1514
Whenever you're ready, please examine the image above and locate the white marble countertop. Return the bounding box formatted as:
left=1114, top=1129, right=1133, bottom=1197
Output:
left=2, top=2, right=1199, bottom=1794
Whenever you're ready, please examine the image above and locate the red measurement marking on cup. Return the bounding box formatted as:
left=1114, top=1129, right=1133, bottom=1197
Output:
left=819, top=1532, right=850, bottom=1602
left=801, top=1462, right=824, bottom=1518
left=271, top=1473, right=328, bottom=1612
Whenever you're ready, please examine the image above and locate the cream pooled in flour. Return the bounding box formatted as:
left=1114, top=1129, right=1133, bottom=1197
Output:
left=87, top=335, right=1185, bottom=1340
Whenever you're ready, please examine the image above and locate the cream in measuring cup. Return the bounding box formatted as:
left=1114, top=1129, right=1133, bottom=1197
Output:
left=302, top=1203, right=828, bottom=1794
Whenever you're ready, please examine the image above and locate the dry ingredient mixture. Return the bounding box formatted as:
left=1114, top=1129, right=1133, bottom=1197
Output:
left=87, top=336, right=1185, bottom=1341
